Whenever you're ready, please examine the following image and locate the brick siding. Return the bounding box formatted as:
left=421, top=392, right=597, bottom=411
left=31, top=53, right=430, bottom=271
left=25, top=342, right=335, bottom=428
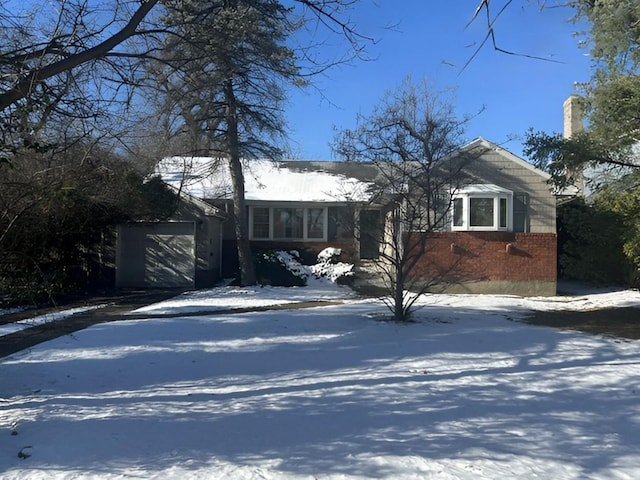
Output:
left=408, top=232, right=557, bottom=282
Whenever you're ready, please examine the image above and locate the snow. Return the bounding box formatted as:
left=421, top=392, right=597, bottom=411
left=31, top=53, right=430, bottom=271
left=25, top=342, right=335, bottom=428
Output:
left=2, top=282, right=640, bottom=479
left=155, top=157, right=375, bottom=202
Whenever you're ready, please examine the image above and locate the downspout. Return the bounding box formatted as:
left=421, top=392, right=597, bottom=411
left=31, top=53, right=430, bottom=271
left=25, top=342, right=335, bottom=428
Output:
left=219, top=220, right=224, bottom=279
left=219, top=202, right=231, bottom=279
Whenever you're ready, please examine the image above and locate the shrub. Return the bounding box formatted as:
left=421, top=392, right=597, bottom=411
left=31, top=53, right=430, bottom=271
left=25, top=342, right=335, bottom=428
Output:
left=254, top=250, right=307, bottom=287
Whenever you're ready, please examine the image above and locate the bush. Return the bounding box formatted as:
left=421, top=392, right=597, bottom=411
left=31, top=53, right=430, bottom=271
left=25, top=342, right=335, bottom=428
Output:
left=254, top=250, right=307, bottom=287
left=0, top=147, right=177, bottom=306
left=557, top=199, right=633, bottom=286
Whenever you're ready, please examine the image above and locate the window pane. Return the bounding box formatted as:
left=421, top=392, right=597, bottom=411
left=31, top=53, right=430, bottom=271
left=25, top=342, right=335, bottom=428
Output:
left=499, top=198, right=507, bottom=228
left=453, top=198, right=463, bottom=227
left=252, top=207, right=270, bottom=239
left=469, top=197, right=494, bottom=227
left=307, top=208, right=324, bottom=239
left=274, top=208, right=303, bottom=239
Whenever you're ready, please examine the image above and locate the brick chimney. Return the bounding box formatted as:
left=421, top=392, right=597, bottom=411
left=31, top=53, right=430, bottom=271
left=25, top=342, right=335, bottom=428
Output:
left=562, top=95, right=585, bottom=196
left=563, top=95, right=583, bottom=139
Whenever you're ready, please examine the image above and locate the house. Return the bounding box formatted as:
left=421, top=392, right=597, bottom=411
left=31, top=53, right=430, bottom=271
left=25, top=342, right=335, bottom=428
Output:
left=408, top=137, right=560, bottom=296
left=129, top=136, right=564, bottom=296
left=153, top=156, right=384, bottom=277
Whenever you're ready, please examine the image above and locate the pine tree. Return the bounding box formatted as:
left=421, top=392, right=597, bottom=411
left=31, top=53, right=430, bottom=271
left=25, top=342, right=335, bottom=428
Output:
left=151, top=0, right=302, bottom=285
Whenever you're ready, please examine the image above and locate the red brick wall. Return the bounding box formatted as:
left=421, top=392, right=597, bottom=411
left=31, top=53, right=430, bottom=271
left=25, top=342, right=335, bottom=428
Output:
left=408, top=232, right=557, bottom=282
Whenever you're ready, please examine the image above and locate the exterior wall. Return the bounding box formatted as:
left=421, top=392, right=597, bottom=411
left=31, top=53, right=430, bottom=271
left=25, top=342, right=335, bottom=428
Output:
left=463, top=146, right=556, bottom=233
left=173, top=200, right=224, bottom=287
left=409, top=231, right=557, bottom=296
left=203, top=143, right=560, bottom=294
left=194, top=217, right=223, bottom=287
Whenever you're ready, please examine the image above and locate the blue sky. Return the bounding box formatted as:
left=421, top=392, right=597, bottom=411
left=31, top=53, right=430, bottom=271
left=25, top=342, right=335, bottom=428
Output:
left=285, top=0, right=592, bottom=161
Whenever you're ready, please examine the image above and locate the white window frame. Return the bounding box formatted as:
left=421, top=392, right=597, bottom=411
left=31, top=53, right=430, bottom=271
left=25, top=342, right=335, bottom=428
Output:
left=249, top=205, right=328, bottom=241
left=451, top=184, right=513, bottom=232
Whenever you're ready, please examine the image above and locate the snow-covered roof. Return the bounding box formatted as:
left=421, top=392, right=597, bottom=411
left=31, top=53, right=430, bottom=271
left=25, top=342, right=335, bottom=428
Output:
left=155, top=139, right=571, bottom=204
left=155, top=157, right=379, bottom=203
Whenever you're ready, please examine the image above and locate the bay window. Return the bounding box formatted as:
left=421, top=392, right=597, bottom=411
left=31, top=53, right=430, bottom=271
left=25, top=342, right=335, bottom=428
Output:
left=452, top=184, right=513, bottom=231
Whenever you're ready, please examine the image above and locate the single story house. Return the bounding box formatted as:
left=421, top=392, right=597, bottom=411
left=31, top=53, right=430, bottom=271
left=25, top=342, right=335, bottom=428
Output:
left=117, top=137, right=570, bottom=295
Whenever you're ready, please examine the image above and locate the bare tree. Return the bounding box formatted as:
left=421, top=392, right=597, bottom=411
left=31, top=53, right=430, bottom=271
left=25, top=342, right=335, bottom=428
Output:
left=0, top=0, right=159, bottom=111
left=335, top=77, right=481, bottom=321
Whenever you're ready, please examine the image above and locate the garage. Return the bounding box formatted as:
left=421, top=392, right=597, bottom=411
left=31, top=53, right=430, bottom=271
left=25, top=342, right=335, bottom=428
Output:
left=116, top=222, right=196, bottom=288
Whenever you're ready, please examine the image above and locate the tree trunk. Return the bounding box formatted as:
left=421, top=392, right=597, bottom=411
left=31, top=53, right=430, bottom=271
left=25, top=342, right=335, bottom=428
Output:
left=224, top=78, right=256, bottom=286
left=393, top=263, right=406, bottom=322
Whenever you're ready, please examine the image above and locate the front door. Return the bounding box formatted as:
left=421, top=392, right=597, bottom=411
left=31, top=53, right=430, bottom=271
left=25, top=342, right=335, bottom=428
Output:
left=359, top=209, right=381, bottom=259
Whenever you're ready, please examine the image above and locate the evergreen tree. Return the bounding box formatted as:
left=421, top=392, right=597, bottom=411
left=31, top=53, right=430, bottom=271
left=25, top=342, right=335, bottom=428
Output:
left=525, top=1, right=640, bottom=184
left=150, top=0, right=303, bottom=285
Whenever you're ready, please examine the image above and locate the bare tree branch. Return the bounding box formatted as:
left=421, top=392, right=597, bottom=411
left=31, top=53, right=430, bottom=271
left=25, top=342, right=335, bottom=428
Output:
left=0, top=0, right=159, bottom=110
left=461, top=0, right=563, bottom=73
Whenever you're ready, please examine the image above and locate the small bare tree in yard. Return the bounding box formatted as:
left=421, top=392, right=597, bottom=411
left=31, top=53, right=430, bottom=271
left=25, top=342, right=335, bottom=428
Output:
left=335, top=77, right=481, bottom=322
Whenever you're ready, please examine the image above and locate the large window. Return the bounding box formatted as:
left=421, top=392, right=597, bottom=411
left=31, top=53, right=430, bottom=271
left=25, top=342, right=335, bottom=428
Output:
left=250, top=206, right=327, bottom=241
left=452, top=184, right=513, bottom=231
left=469, top=197, right=495, bottom=227
left=274, top=208, right=303, bottom=239
left=307, top=208, right=325, bottom=239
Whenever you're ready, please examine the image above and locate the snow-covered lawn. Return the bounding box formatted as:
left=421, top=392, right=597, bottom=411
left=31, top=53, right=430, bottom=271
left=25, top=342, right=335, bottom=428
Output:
left=1, top=282, right=640, bottom=479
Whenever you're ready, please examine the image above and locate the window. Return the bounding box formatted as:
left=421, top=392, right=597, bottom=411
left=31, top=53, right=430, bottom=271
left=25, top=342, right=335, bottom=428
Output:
left=513, top=194, right=528, bottom=232
left=307, top=208, right=324, bottom=239
left=252, top=207, right=270, bottom=239
left=274, top=208, right=303, bottom=239
left=250, top=206, right=328, bottom=241
left=453, top=198, right=463, bottom=227
left=469, top=198, right=494, bottom=227
left=452, top=184, right=513, bottom=231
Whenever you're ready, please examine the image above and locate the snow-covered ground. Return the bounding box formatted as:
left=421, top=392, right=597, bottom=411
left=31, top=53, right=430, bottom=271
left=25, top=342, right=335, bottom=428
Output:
left=1, top=280, right=640, bottom=479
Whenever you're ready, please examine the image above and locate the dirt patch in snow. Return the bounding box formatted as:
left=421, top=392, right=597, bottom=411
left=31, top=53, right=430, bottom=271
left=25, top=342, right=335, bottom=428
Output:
left=524, top=307, right=640, bottom=340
